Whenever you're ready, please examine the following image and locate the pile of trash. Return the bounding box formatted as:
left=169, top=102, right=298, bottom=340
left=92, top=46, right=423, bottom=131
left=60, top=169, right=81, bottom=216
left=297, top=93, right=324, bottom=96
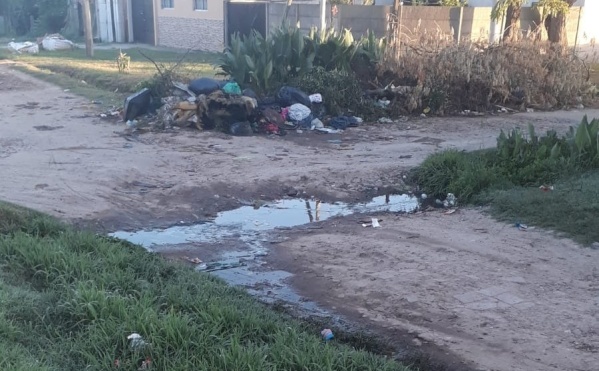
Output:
left=120, top=77, right=364, bottom=136
left=7, top=34, right=75, bottom=55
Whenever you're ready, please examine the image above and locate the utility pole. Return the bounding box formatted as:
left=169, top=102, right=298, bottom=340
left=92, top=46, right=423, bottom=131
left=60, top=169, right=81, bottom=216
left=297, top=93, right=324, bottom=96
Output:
left=81, top=0, right=94, bottom=57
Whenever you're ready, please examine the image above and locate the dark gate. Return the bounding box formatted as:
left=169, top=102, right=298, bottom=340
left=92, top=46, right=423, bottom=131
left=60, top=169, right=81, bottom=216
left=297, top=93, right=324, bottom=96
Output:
left=226, top=2, right=267, bottom=45
left=131, top=0, right=155, bottom=44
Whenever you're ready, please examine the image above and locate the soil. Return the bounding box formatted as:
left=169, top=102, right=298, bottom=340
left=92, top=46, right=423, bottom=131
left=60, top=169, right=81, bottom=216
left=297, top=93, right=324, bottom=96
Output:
left=1, top=63, right=598, bottom=371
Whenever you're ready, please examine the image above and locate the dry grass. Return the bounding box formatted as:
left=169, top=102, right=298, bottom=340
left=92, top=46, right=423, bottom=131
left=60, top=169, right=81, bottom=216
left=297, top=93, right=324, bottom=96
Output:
left=591, top=63, right=599, bottom=85
left=380, top=27, right=595, bottom=114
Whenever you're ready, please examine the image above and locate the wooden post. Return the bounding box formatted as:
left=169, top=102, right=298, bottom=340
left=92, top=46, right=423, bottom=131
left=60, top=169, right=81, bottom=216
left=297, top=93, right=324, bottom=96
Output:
left=81, top=0, right=94, bottom=57
left=320, top=0, right=326, bottom=31
left=457, top=6, right=464, bottom=44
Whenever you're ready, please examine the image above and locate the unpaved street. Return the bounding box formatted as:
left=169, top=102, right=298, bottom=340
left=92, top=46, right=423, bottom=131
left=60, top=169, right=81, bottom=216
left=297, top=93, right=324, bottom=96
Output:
left=1, top=64, right=598, bottom=371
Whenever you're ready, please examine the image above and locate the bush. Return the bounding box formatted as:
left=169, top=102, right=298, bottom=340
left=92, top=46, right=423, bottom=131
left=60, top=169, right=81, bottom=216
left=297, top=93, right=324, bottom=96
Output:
left=292, top=67, right=365, bottom=116
left=217, top=26, right=385, bottom=96
left=412, top=116, right=599, bottom=201
left=380, top=28, right=594, bottom=114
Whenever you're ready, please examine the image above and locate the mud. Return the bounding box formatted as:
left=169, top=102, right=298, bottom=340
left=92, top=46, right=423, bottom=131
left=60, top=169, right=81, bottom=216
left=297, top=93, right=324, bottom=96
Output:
left=1, top=64, right=599, bottom=371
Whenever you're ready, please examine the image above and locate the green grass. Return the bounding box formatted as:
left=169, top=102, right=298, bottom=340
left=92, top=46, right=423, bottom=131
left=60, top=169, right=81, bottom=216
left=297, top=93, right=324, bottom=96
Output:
left=412, top=118, right=599, bottom=246
left=0, top=47, right=219, bottom=104
left=481, top=171, right=599, bottom=246
left=0, top=201, right=411, bottom=371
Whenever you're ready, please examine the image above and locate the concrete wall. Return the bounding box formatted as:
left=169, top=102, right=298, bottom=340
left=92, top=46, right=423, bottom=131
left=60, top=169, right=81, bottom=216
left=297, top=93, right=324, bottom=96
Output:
left=155, top=0, right=224, bottom=51
left=268, top=4, right=491, bottom=42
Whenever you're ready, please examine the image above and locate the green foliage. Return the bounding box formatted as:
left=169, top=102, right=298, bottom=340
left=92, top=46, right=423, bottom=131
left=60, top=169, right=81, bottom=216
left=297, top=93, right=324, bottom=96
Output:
left=218, top=28, right=314, bottom=94
left=413, top=116, right=599, bottom=202
left=537, top=0, right=571, bottom=16
left=306, top=27, right=361, bottom=72
left=292, top=67, right=365, bottom=116
left=0, top=203, right=410, bottom=371
left=491, top=0, right=524, bottom=21
left=483, top=171, right=599, bottom=246
left=439, top=0, right=468, bottom=6
left=217, top=26, right=385, bottom=96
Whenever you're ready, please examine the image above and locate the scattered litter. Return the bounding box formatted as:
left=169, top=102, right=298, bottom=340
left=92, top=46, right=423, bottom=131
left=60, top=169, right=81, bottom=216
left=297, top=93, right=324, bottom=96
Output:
left=443, top=193, right=457, bottom=208
left=123, top=88, right=151, bottom=121
left=197, top=261, right=246, bottom=272
left=328, top=116, right=360, bottom=130
left=311, top=118, right=324, bottom=129
left=184, top=257, right=203, bottom=264
left=321, top=328, right=334, bottom=341
left=222, top=81, right=242, bottom=95
left=526, top=108, right=535, bottom=113
left=41, top=34, right=75, bottom=51
left=126, top=120, right=138, bottom=128
left=230, top=121, right=253, bottom=136
left=375, top=99, right=391, bottom=108
left=539, top=185, right=554, bottom=192
left=378, top=117, right=394, bottom=124
left=172, top=81, right=196, bottom=97
left=515, top=223, right=528, bottom=231
left=288, top=103, right=311, bottom=122
left=127, top=333, right=149, bottom=350
left=421, top=193, right=427, bottom=200
left=188, top=77, right=222, bottom=95
left=7, top=41, right=39, bottom=54
left=139, top=357, right=152, bottom=370
left=362, top=218, right=382, bottom=228
left=315, top=127, right=342, bottom=134
left=276, top=86, right=311, bottom=107
left=443, top=208, right=457, bottom=215
left=309, top=93, right=322, bottom=103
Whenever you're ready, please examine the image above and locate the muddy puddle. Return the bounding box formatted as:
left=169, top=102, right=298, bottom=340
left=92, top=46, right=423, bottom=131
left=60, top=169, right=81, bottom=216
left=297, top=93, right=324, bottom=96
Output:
left=111, top=195, right=419, bottom=314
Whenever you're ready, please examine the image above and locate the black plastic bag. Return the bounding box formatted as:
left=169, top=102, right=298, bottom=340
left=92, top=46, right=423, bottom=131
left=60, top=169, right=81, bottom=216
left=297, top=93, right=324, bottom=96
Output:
left=230, top=121, right=254, bottom=136
left=189, top=78, right=221, bottom=95
left=276, top=86, right=311, bottom=107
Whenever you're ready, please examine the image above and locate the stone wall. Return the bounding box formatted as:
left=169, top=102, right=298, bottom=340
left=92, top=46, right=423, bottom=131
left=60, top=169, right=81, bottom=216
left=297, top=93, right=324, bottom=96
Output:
left=157, top=16, right=224, bottom=52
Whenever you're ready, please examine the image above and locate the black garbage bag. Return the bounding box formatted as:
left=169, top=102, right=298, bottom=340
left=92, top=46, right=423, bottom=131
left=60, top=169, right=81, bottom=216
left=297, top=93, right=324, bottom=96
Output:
left=276, top=86, right=311, bottom=107
left=242, top=88, right=258, bottom=100
left=123, top=88, right=151, bottom=121
left=230, top=121, right=254, bottom=136
left=329, top=116, right=360, bottom=130
left=189, top=78, right=221, bottom=95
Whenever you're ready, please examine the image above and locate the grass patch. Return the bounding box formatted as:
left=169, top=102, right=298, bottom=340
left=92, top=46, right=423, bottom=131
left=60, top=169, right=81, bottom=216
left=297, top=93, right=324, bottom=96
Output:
left=0, top=201, right=411, bottom=370
left=480, top=171, right=599, bottom=246
left=0, top=47, right=219, bottom=104
left=412, top=117, right=599, bottom=245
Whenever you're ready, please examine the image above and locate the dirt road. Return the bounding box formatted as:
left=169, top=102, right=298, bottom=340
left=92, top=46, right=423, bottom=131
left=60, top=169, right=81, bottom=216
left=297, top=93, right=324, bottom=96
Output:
left=1, top=64, right=598, bottom=371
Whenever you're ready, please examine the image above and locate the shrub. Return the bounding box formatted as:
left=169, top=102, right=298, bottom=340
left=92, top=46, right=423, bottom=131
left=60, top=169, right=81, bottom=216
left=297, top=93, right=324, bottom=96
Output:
left=292, top=67, right=365, bottom=116
left=380, top=27, right=594, bottom=114
left=217, top=26, right=385, bottom=96
left=412, top=116, right=599, bottom=201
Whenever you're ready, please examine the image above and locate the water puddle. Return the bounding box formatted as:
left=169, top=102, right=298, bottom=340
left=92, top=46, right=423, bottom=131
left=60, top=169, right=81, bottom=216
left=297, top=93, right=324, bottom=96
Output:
left=110, top=194, right=419, bottom=313
left=111, top=194, right=418, bottom=249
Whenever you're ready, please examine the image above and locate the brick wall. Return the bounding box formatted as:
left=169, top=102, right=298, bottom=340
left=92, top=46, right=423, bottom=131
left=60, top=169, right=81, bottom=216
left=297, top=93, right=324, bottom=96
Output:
left=157, top=16, right=224, bottom=52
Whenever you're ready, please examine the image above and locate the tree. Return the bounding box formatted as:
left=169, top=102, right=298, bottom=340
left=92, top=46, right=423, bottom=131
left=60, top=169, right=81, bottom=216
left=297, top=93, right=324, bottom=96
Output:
left=491, top=0, right=525, bottom=43
left=80, top=0, right=93, bottom=57
left=539, top=0, right=576, bottom=45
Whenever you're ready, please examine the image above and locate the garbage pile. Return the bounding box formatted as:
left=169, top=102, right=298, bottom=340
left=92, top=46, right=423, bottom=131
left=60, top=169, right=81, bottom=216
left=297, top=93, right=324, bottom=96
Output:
left=121, top=77, right=364, bottom=136
left=7, top=34, right=75, bottom=55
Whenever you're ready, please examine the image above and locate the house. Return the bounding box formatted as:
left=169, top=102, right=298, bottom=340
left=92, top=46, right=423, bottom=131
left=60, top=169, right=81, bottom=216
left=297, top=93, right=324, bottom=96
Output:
left=154, top=0, right=226, bottom=51
left=93, top=0, right=156, bottom=45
